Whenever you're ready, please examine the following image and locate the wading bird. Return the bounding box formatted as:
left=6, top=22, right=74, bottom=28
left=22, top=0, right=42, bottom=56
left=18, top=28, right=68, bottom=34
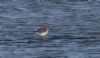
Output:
left=35, top=26, right=49, bottom=39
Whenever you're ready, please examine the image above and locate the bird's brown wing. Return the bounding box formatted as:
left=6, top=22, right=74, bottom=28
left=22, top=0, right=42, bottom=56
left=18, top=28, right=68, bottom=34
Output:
left=37, top=27, right=48, bottom=33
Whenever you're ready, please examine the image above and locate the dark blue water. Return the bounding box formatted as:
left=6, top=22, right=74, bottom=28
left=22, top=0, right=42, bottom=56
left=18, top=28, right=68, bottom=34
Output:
left=0, top=0, right=100, bottom=58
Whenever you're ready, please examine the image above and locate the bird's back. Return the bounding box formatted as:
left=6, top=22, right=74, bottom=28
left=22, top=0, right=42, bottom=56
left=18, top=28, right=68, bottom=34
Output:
left=37, top=26, right=49, bottom=33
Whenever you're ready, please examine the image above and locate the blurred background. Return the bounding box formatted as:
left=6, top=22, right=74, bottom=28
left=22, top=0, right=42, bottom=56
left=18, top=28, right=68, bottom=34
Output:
left=0, top=0, right=100, bottom=58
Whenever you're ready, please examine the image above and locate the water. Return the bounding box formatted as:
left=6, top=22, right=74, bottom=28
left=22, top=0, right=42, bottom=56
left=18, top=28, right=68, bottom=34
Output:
left=0, top=0, right=100, bottom=58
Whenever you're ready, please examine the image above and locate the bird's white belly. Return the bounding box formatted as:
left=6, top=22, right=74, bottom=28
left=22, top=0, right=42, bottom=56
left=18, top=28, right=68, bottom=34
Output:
left=39, top=31, right=48, bottom=36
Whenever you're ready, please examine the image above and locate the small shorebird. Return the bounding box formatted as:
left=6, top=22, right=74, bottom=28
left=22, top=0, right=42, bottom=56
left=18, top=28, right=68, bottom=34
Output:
left=35, top=26, right=49, bottom=39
